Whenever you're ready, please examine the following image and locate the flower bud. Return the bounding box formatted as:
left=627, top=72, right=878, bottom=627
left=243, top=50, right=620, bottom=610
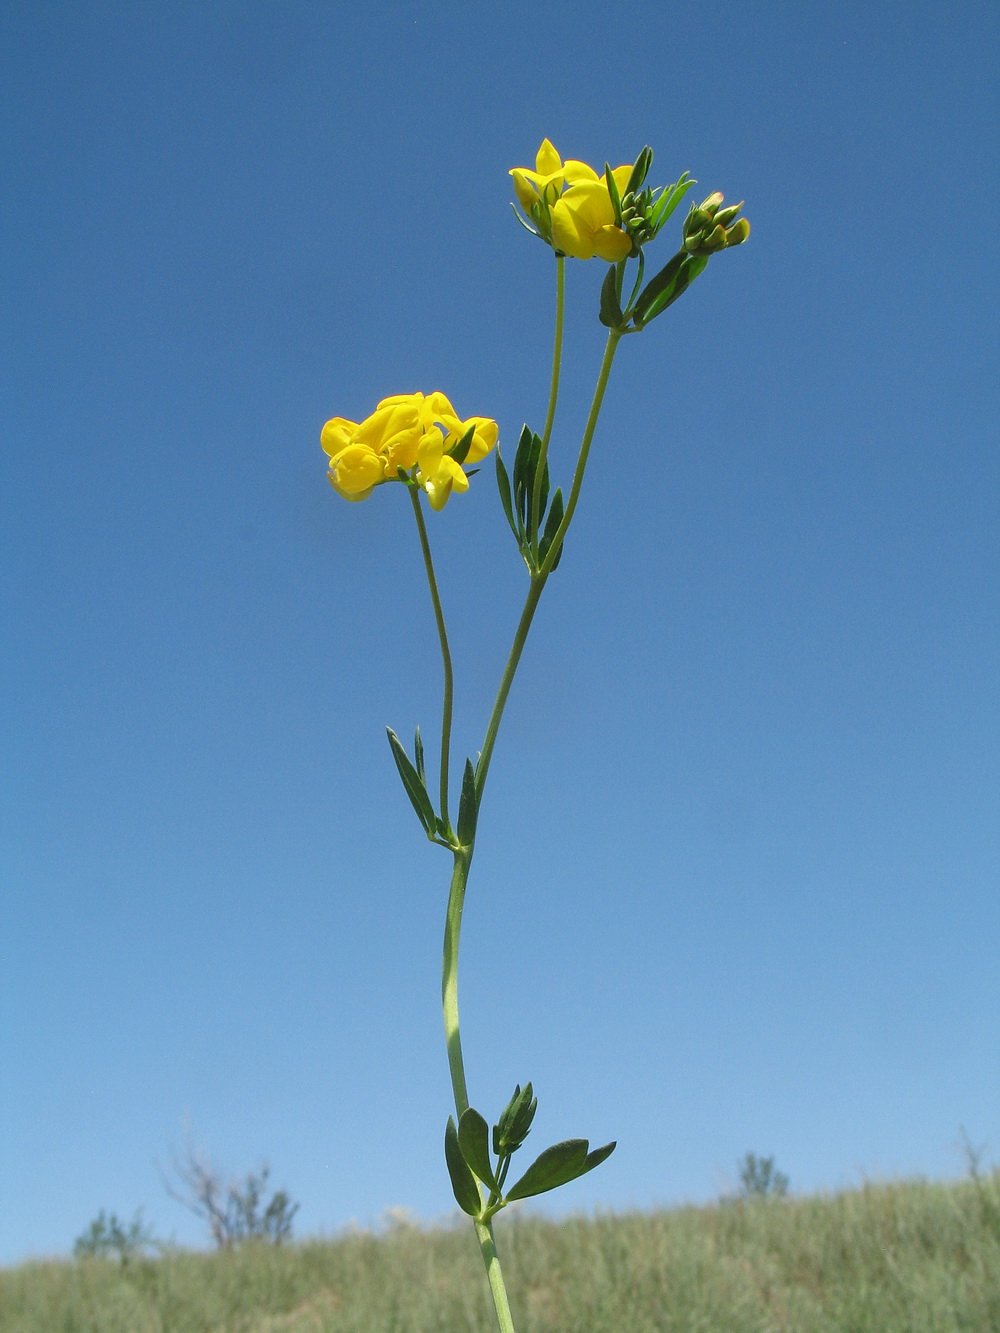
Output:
left=713, top=202, right=744, bottom=229
left=683, top=193, right=750, bottom=256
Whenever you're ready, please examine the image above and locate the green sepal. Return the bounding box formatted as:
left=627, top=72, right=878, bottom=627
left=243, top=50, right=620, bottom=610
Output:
left=447, top=422, right=477, bottom=467
left=604, top=164, right=623, bottom=226
left=599, top=265, right=624, bottom=328
left=648, top=174, right=694, bottom=233
left=539, top=488, right=564, bottom=570
left=505, top=1137, right=616, bottom=1200
left=458, top=1108, right=499, bottom=1191
left=386, top=727, right=436, bottom=833
left=495, top=448, right=521, bottom=544
left=510, top=201, right=540, bottom=238
left=456, top=758, right=478, bottom=846
left=632, top=253, right=708, bottom=329
left=445, top=1116, right=482, bottom=1216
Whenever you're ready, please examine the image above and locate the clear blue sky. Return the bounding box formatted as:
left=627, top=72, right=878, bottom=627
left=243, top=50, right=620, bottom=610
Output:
left=2, top=1, right=997, bottom=1263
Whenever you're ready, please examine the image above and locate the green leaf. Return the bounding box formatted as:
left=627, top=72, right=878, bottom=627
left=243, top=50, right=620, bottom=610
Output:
left=624, top=146, right=653, bottom=199
left=539, top=487, right=564, bottom=570
left=632, top=252, right=707, bottom=329
left=599, top=264, right=624, bottom=328
left=458, top=1108, right=498, bottom=1191
left=386, top=728, right=435, bottom=833
left=512, top=425, right=534, bottom=503
left=583, top=1141, right=617, bottom=1173
left=445, top=1117, right=482, bottom=1216
left=512, top=426, right=534, bottom=531
left=456, top=758, right=479, bottom=845
left=505, top=1138, right=617, bottom=1201
left=512, top=428, right=548, bottom=535
left=495, top=449, right=521, bottom=544
left=504, top=1139, right=589, bottom=1200
left=534, top=444, right=550, bottom=529
left=413, top=727, right=426, bottom=786
left=447, top=422, right=477, bottom=467
left=648, top=173, right=695, bottom=232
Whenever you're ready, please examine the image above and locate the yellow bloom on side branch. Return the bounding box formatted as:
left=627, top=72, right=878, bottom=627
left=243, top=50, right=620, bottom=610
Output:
left=321, top=392, right=498, bottom=509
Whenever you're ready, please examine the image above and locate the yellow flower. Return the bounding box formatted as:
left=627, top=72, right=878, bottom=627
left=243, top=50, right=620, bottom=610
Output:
left=445, top=415, right=498, bottom=464
left=416, top=451, right=470, bottom=511
left=509, top=138, right=599, bottom=214
left=326, top=441, right=384, bottom=502
left=321, top=394, right=497, bottom=508
left=551, top=168, right=633, bottom=262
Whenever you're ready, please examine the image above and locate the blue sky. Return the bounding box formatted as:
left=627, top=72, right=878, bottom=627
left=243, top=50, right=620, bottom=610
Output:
left=2, top=1, right=997, bottom=1263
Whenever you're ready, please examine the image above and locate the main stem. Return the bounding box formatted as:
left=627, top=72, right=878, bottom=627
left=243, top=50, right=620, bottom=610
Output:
left=442, top=848, right=516, bottom=1333
left=438, top=304, right=622, bottom=1333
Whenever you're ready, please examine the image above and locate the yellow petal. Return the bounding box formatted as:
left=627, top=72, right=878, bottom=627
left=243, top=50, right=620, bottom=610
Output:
left=509, top=167, right=542, bottom=211
left=561, top=159, right=600, bottom=186
left=320, top=417, right=358, bottom=457
left=535, top=138, right=562, bottom=175
left=612, top=164, right=633, bottom=193
left=329, top=443, right=384, bottom=498
left=417, top=455, right=470, bottom=511
left=551, top=182, right=616, bottom=259
left=593, top=225, right=632, bottom=262
left=447, top=416, right=498, bottom=463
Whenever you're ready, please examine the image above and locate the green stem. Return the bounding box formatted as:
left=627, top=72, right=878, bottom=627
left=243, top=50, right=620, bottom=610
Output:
left=529, top=256, right=565, bottom=550
left=475, top=1219, right=517, bottom=1333
left=537, top=328, right=621, bottom=578
left=442, top=849, right=471, bottom=1118
left=475, top=573, right=546, bottom=800
left=442, top=304, right=623, bottom=1333
left=409, top=483, right=454, bottom=831
left=442, top=850, right=516, bottom=1332
left=477, top=328, right=623, bottom=797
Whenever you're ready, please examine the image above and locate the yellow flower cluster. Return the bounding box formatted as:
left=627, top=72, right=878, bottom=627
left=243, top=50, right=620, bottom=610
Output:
left=510, top=139, right=632, bottom=263
left=321, top=392, right=498, bottom=511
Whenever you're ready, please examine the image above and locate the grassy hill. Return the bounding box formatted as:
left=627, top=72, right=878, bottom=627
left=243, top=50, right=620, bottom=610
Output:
left=3, top=1172, right=998, bottom=1332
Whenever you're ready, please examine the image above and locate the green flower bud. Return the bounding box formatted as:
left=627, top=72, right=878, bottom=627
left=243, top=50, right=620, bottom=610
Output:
left=686, top=206, right=713, bottom=234
left=493, top=1083, right=538, bottom=1158
left=713, top=202, right=744, bottom=229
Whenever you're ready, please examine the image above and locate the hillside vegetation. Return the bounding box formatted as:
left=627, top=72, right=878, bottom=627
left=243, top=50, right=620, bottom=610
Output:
left=3, top=1172, right=998, bottom=1332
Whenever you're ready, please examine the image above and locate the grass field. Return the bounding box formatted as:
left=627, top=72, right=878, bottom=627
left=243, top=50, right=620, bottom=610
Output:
left=3, top=1171, right=999, bottom=1332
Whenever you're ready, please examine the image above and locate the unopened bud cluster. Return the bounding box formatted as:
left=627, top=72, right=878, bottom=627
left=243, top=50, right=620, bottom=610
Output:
left=599, top=147, right=699, bottom=258
left=493, top=1083, right=538, bottom=1158
left=682, top=192, right=750, bottom=256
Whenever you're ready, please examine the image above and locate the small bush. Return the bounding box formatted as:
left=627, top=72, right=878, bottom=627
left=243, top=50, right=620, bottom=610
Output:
left=738, top=1151, right=789, bottom=1198
left=73, top=1210, right=159, bottom=1263
left=163, top=1136, right=299, bottom=1249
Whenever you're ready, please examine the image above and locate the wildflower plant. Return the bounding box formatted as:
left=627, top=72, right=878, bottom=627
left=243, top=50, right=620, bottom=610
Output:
left=320, top=138, right=749, bottom=1332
